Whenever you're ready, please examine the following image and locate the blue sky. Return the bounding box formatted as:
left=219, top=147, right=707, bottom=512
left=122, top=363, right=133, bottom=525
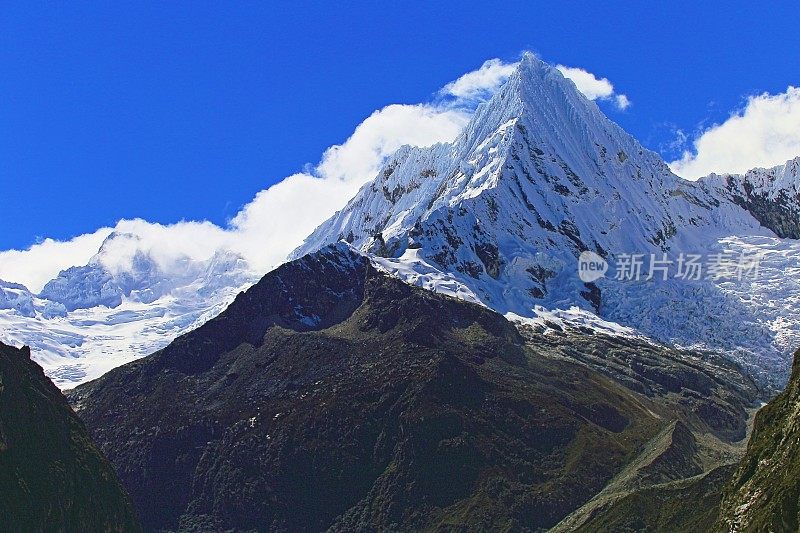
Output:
left=2, top=1, right=799, bottom=254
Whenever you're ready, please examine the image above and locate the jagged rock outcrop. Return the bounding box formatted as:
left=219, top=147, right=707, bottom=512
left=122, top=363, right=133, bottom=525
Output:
left=702, top=157, right=800, bottom=239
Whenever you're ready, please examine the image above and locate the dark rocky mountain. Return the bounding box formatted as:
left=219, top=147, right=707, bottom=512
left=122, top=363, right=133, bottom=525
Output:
left=0, top=341, right=140, bottom=532
left=715, top=348, right=800, bottom=532
left=68, top=245, right=760, bottom=531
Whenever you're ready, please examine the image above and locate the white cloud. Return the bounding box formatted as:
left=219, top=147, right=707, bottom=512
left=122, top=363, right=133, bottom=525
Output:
left=228, top=103, right=469, bottom=272
left=0, top=54, right=636, bottom=292
left=0, top=92, right=470, bottom=291
left=441, top=58, right=518, bottom=102
left=315, top=104, right=469, bottom=184
left=0, top=230, right=113, bottom=292
left=96, top=219, right=231, bottom=276
left=226, top=173, right=358, bottom=269
left=670, top=86, right=800, bottom=179
left=556, top=65, right=631, bottom=110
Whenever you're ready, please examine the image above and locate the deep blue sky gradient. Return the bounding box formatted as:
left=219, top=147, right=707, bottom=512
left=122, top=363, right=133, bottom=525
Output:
left=2, top=1, right=798, bottom=249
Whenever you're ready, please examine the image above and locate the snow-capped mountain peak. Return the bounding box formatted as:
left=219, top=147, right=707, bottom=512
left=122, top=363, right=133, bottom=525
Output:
left=293, top=55, right=761, bottom=313
left=293, top=56, right=800, bottom=390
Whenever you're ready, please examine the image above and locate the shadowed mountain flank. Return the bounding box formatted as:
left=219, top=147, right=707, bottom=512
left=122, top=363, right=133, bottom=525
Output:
left=69, top=246, right=757, bottom=531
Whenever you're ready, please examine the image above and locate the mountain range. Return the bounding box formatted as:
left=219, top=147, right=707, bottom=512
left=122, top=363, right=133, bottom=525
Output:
left=4, top=53, right=800, bottom=393
left=2, top=53, right=800, bottom=531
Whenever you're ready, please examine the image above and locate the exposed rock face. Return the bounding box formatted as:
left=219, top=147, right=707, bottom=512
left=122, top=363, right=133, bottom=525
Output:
left=715, top=348, right=800, bottom=532
left=0, top=342, right=140, bottom=532
left=69, top=246, right=758, bottom=531
left=702, top=157, right=800, bottom=239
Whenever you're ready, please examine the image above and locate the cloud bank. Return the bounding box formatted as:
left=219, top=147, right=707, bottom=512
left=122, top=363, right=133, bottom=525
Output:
left=0, top=54, right=637, bottom=292
left=670, top=86, right=800, bottom=179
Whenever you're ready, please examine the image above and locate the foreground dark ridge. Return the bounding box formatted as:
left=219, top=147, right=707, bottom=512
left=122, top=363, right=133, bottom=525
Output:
left=0, top=342, right=140, bottom=532
left=65, top=245, right=762, bottom=531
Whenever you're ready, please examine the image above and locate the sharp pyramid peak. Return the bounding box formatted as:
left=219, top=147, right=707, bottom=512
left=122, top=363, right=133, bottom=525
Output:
left=455, top=53, right=661, bottom=189
left=460, top=53, right=632, bottom=156
left=512, top=52, right=566, bottom=84
left=485, top=54, right=594, bottom=113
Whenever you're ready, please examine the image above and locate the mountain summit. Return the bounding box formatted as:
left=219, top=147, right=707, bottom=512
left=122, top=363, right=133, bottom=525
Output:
left=293, top=54, right=761, bottom=312
left=293, top=55, right=799, bottom=388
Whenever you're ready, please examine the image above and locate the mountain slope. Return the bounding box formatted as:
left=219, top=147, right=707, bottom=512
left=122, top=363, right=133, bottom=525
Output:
left=715, top=348, right=800, bottom=531
left=0, top=341, right=140, bottom=532
left=69, top=245, right=758, bottom=531
left=573, top=345, right=800, bottom=532
left=292, top=54, right=800, bottom=390
left=561, top=464, right=736, bottom=532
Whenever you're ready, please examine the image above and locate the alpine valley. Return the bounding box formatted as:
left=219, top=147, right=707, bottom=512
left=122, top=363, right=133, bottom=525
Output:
left=3, top=54, right=800, bottom=531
